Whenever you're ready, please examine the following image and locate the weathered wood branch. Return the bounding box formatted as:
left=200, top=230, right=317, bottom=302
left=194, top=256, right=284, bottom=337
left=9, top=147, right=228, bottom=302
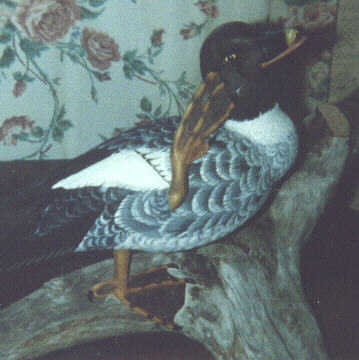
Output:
left=0, top=104, right=353, bottom=360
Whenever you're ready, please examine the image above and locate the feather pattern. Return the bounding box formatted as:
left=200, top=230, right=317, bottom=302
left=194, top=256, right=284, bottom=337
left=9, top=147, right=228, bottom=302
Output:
left=76, top=108, right=298, bottom=253
left=1, top=108, right=297, bottom=271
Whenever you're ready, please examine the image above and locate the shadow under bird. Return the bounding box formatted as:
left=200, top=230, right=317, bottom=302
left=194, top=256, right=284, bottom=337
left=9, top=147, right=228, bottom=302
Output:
left=0, top=21, right=306, bottom=327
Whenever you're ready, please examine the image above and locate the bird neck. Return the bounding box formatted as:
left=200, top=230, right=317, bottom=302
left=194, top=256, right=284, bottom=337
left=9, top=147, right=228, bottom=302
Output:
left=224, top=104, right=296, bottom=146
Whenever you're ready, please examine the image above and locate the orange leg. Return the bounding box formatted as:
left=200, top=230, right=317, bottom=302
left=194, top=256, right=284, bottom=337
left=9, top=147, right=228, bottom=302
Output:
left=89, top=250, right=185, bottom=329
left=90, top=249, right=131, bottom=300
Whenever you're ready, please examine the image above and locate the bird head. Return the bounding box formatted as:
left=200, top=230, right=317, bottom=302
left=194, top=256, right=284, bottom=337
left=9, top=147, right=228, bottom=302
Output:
left=169, top=22, right=306, bottom=210
left=200, top=21, right=306, bottom=119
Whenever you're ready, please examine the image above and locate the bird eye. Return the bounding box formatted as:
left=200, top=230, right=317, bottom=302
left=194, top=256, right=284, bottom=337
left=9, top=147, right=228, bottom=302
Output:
left=223, top=53, right=238, bottom=64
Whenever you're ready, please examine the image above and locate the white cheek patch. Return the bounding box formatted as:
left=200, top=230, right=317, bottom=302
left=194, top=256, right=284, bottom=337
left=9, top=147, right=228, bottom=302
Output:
left=53, top=149, right=171, bottom=191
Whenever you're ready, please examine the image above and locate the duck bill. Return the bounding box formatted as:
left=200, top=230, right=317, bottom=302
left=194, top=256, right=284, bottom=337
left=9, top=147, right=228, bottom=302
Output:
left=169, top=72, right=235, bottom=210
left=261, top=30, right=307, bottom=69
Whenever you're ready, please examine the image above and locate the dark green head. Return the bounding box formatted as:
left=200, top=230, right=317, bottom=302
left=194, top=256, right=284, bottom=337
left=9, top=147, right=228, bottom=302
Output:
left=200, top=22, right=306, bottom=120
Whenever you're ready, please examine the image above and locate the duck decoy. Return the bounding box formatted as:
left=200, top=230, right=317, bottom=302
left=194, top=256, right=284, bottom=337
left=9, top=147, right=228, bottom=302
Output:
left=0, top=22, right=306, bottom=327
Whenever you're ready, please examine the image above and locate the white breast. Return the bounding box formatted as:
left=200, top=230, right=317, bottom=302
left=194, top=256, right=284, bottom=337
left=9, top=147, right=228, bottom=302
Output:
left=224, top=104, right=296, bottom=146
left=53, top=148, right=171, bottom=191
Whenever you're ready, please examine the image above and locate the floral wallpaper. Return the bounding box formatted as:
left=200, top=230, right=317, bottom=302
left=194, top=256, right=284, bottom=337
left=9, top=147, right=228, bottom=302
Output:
left=0, top=0, right=337, bottom=160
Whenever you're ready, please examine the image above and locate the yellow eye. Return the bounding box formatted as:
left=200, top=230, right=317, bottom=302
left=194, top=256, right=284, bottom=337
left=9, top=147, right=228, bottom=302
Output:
left=223, top=53, right=237, bottom=64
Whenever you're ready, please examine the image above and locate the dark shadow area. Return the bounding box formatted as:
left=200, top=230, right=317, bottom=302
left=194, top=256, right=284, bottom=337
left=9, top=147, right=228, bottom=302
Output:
left=302, top=207, right=359, bottom=359
left=0, top=250, right=112, bottom=308
left=301, top=158, right=359, bottom=359
left=33, top=332, right=214, bottom=360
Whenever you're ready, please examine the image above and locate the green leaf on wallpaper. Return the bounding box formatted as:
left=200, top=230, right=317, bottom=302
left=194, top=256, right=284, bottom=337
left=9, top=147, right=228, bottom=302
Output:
left=92, top=71, right=111, bottom=81
left=57, top=119, right=73, bottom=131
left=24, top=74, right=35, bottom=82
left=52, top=105, right=73, bottom=139
left=88, top=0, right=106, bottom=7
left=52, top=127, right=64, bottom=142
left=132, top=59, right=147, bottom=75
left=5, top=21, right=16, bottom=32
left=140, top=97, right=152, bottom=113
left=147, top=47, right=162, bottom=64
left=176, top=71, right=188, bottom=86
left=178, top=90, right=190, bottom=100
left=13, top=71, right=22, bottom=81
left=154, top=105, right=162, bottom=118
left=13, top=71, right=35, bottom=82
left=136, top=113, right=149, bottom=121
left=0, top=0, right=17, bottom=8
left=284, top=0, right=321, bottom=5
left=0, top=47, right=15, bottom=68
left=57, top=105, right=66, bottom=122
left=0, top=32, right=11, bottom=43
left=123, top=51, right=147, bottom=75
left=20, top=39, right=48, bottom=58
left=123, top=49, right=138, bottom=63
left=79, top=6, right=104, bottom=20
left=123, top=64, right=134, bottom=79
left=158, top=83, right=166, bottom=96
left=91, top=85, right=98, bottom=103
left=68, top=41, right=86, bottom=57
left=31, top=126, right=44, bottom=138
left=14, top=132, right=29, bottom=141
left=53, top=77, right=61, bottom=85
left=98, top=134, right=108, bottom=141
left=64, top=51, right=79, bottom=64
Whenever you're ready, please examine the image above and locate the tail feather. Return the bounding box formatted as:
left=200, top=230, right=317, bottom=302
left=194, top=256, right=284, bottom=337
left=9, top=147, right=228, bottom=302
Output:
left=0, top=143, right=117, bottom=274
left=0, top=210, right=97, bottom=273
left=0, top=185, right=103, bottom=273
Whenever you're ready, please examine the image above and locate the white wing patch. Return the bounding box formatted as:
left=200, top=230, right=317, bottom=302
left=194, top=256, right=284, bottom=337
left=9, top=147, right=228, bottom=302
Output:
left=53, top=148, right=171, bottom=191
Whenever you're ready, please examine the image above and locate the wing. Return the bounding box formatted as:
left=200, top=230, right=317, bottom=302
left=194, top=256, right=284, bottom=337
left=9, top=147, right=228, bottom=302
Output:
left=51, top=116, right=178, bottom=191
left=76, top=134, right=280, bottom=253
left=38, top=116, right=179, bottom=190
left=52, top=148, right=172, bottom=191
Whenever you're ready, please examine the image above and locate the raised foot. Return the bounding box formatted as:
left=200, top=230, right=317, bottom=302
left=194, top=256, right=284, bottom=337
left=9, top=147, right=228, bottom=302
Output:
left=89, top=265, right=186, bottom=330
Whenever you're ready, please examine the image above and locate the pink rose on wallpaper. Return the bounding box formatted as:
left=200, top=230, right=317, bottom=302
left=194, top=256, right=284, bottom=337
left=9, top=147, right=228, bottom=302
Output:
left=180, top=23, right=200, bottom=40
left=16, top=0, right=80, bottom=43
left=0, top=116, right=34, bottom=145
left=81, top=28, right=121, bottom=71
left=195, top=1, right=219, bottom=19
left=284, top=2, right=336, bottom=32
left=13, top=79, right=26, bottom=97
left=151, top=29, right=165, bottom=47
